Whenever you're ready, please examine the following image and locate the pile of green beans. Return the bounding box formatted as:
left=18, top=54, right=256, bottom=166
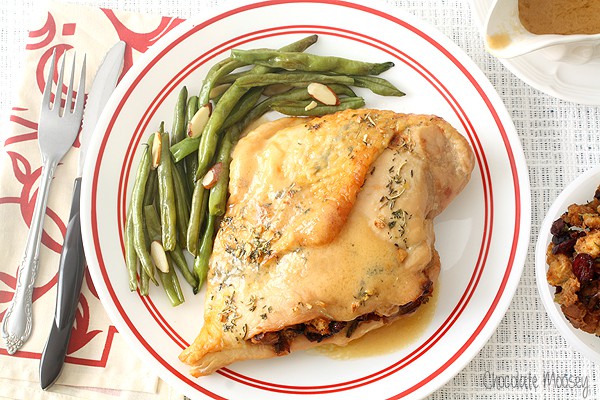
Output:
left=124, top=34, right=405, bottom=305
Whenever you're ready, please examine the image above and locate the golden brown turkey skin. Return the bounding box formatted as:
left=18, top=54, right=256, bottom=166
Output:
left=179, top=109, right=474, bottom=376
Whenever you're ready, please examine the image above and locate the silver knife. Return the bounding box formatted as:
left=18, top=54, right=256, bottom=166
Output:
left=39, top=41, right=125, bottom=390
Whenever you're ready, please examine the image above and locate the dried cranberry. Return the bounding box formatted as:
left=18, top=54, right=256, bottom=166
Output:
left=552, top=237, right=577, bottom=255
left=550, top=218, right=568, bottom=236
left=552, top=234, right=570, bottom=245
left=552, top=230, right=586, bottom=256
left=572, top=253, right=595, bottom=283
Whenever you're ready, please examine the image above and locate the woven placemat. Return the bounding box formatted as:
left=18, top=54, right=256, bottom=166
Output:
left=1, top=1, right=599, bottom=399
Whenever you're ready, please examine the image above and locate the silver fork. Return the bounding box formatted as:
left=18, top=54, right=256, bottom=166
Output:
left=1, top=50, right=86, bottom=355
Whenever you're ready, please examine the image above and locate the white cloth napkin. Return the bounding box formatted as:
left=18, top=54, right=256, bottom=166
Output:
left=0, top=1, right=186, bottom=398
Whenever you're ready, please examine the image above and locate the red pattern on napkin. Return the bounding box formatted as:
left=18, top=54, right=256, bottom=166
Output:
left=0, top=1, right=184, bottom=391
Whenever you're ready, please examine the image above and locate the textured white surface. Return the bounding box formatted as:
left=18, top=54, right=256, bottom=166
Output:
left=1, top=0, right=599, bottom=399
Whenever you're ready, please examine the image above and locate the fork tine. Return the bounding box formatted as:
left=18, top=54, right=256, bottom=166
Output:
left=41, top=49, right=56, bottom=110
left=64, top=52, right=76, bottom=114
left=74, top=55, right=86, bottom=115
left=55, top=53, right=66, bottom=114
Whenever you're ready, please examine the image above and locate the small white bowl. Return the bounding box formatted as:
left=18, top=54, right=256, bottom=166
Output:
left=535, top=165, right=600, bottom=364
left=484, top=0, right=600, bottom=62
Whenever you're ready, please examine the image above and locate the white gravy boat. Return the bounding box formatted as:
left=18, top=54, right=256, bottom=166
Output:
left=484, top=0, right=600, bottom=63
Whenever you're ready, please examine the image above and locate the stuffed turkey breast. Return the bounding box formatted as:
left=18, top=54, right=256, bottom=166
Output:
left=179, top=109, right=474, bottom=376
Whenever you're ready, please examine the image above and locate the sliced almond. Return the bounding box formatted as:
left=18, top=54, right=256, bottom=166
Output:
left=188, top=103, right=212, bottom=139
left=202, top=162, right=223, bottom=189
left=209, top=83, right=231, bottom=99
left=151, top=132, right=162, bottom=169
left=150, top=240, right=169, bottom=273
left=263, top=83, right=293, bottom=96
left=304, top=100, right=318, bottom=111
left=307, top=82, right=339, bottom=106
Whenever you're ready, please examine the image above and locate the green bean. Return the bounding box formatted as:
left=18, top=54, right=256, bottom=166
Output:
left=158, top=255, right=184, bottom=307
left=220, top=86, right=263, bottom=131
left=278, top=34, right=319, bottom=53
left=131, top=133, right=158, bottom=285
left=140, top=205, right=156, bottom=294
left=350, top=75, right=405, bottom=97
left=186, top=95, right=199, bottom=127
left=139, top=263, right=149, bottom=296
left=124, top=208, right=138, bottom=292
left=195, top=82, right=250, bottom=179
left=195, top=35, right=321, bottom=180
left=142, top=169, right=157, bottom=207
left=217, top=34, right=319, bottom=88
left=208, top=131, right=234, bottom=216
left=214, top=36, right=318, bottom=86
left=171, top=87, right=260, bottom=164
left=186, top=152, right=199, bottom=193
left=144, top=204, right=185, bottom=305
left=172, top=161, right=190, bottom=243
left=231, top=49, right=394, bottom=75
left=170, top=244, right=199, bottom=292
left=194, top=213, right=217, bottom=290
left=198, top=58, right=245, bottom=107
left=171, top=86, right=188, bottom=145
left=170, top=96, right=200, bottom=165
left=214, top=69, right=253, bottom=85
left=186, top=183, right=207, bottom=256
left=199, top=32, right=320, bottom=104
left=234, top=72, right=354, bottom=88
left=199, top=87, right=309, bottom=150
left=171, top=137, right=199, bottom=163
left=168, top=254, right=185, bottom=304
left=184, top=96, right=199, bottom=190
left=246, top=84, right=357, bottom=123
left=327, top=84, right=357, bottom=97
left=157, top=129, right=177, bottom=251
left=126, top=164, right=157, bottom=291
left=270, top=96, right=366, bottom=116
left=215, top=34, right=318, bottom=88
left=171, top=87, right=190, bottom=193
left=209, top=83, right=232, bottom=103
left=249, top=87, right=313, bottom=119
left=144, top=204, right=161, bottom=240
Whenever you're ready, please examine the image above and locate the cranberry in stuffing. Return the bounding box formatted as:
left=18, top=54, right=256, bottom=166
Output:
left=550, top=218, right=568, bottom=236
left=552, top=230, right=586, bottom=256
left=552, top=237, right=577, bottom=255
left=572, top=253, right=595, bottom=283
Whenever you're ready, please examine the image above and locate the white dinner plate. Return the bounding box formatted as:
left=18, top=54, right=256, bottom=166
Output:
left=80, top=1, right=531, bottom=399
left=535, top=166, right=600, bottom=364
left=470, top=0, right=600, bottom=105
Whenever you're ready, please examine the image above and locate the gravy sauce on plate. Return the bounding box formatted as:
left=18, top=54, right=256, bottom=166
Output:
left=314, top=288, right=438, bottom=359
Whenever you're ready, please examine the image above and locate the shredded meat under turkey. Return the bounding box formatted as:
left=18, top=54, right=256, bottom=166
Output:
left=249, top=281, right=433, bottom=355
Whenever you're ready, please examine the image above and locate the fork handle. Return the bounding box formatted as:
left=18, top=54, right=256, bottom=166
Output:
left=2, top=159, right=58, bottom=354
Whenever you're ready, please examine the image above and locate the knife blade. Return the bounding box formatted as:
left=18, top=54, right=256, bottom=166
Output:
left=39, top=41, right=126, bottom=390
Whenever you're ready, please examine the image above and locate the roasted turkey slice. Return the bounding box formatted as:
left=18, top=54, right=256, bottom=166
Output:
left=179, top=109, right=474, bottom=376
